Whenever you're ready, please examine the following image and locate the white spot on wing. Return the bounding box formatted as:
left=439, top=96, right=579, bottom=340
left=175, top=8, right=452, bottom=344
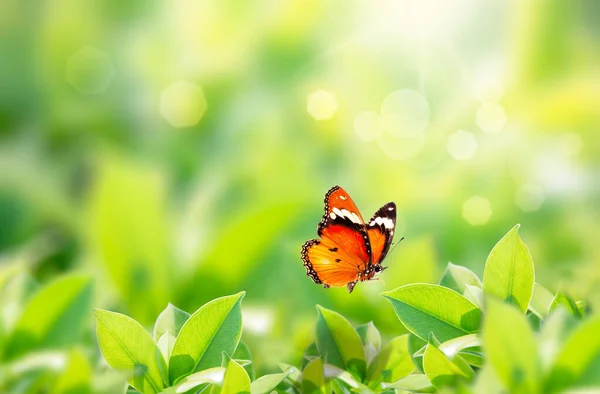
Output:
left=388, top=206, right=394, bottom=211
left=340, top=195, right=347, bottom=200
left=330, top=212, right=336, bottom=219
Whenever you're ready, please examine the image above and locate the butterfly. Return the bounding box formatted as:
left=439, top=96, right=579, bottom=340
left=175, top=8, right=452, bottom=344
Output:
left=301, top=185, right=398, bottom=293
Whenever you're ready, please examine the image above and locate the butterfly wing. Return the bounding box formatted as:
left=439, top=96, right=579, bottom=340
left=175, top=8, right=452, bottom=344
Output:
left=302, top=186, right=372, bottom=291
left=366, top=202, right=397, bottom=265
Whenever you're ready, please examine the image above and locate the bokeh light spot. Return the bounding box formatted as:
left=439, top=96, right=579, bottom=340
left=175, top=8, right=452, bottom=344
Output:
left=515, top=183, right=545, bottom=212
left=462, top=196, right=492, bottom=226
left=307, top=90, right=338, bottom=120
left=381, top=89, right=430, bottom=137
left=476, top=103, right=507, bottom=133
left=447, top=130, right=478, bottom=160
left=354, top=111, right=381, bottom=141
left=66, top=46, right=115, bottom=95
left=160, top=80, right=207, bottom=128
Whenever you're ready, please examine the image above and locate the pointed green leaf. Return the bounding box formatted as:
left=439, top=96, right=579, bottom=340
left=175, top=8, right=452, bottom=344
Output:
left=463, top=285, right=484, bottom=310
left=356, top=321, right=381, bottom=350
left=366, top=335, right=414, bottom=387
left=439, top=334, right=481, bottom=359
left=423, top=334, right=475, bottom=389
left=4, top=275, right=92, bottom=359
left=322, top=364, right=371, bottom=391
left=315, top=305, right=366, bottom=379
left=528, top=283, right=554, bottom=319
left=301, top=342, right=319, bottom=370
left=549, top=291, right=583, bottom=318
left=439, top=263, right=482, bottom=293
left=157, top=332, right=176, bottom=365
left=546, top=315, right=600, bottom=392
left=408, top=334, right=427, bottom=373
left=169, top=292, right=245, bottom=384
left=483, top=299, right=539, bottom=394
left=382, top=284, right=482, bottom=343
left=163, top=367, right=225, bottom=393
left=222, top=358, right=251, bottom=394
left=382, top=374, right=435, bottom=392
left=483, top=224, right=534, bottom=313
left=250, top=370, right=291, bottom=394
left=302, top=358, right=325, bottom=394
left=233, top=341, right=255, bottom=380
left=94, top=309, right=166, bottom=394
left=153, top=304, right=190, bottom=340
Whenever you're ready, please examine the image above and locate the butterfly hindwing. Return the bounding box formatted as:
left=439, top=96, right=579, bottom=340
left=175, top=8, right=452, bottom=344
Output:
left=366, top=202, right=397, bottom=265
left=301, top=239, right=364, bottom=288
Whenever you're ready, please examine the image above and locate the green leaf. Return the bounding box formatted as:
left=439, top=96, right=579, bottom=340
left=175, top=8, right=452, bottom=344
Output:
left=382, top=284, right=482, bottom=343
left=301, top=342, right=319, bottom=370
left=483, top=299, right=539, bottom=394
left=279, top=363, right=301, bottom=390
left=233, top=341, right=255, bottom=380
left=4, top=275, right=92, bottom=359
left=366, top=335, right=414, bottom=387
left=545, top=314, right=600, bottom=392
left=439, top=263, right=482, bottom=293
left=153, top=304, right=190, bottom=340
left=302, top=358, right=325, bottom=394
left=463, top=285, right=484, bottom=310
left=529, top=283, right=554, bottom=319
left=438, top=334, right=481, bottom=359
left=222, top=358, right=251, bottom=394
left=423, top=334, right=475, bottom=389
left=482, top=224, right=535, bottom=313
left=250, top=370, right=291, bottom=394
left=168, top=292, right=244, bottom=385
left=315, top=305, right=366, bottom=380
left=382, top=374, right=435, bottom=392
left=94, top=309, right=166, bottom=394
left=549, top=291, right=583, bottom=318
left=157, top=332, right=176, bottom=366
left=408, top=334, right=427, bottom=373
left=162, top=367, right=225, bottom=393
left=53, top=349, right=92, bottom=394
left=356, top=321, right=381, bottom=350
left=322, top=364, right=371, bottom=391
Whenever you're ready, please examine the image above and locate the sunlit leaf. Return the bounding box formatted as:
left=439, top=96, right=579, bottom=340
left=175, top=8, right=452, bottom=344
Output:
left=439, top=263, right=482, bottom=293
left=302, top=358, right=325, bottom=394
left=169, top=292, right=244, bottom=384
left=545, top=315, right=600, bottom=392
left=483, top=299, right=539, bottom=393
left=529, top=283, right=554, bottom=319
left=382, top=284, right=482, bottom=342
left=382, top=374, right=435, bottom=392
left=221, top=358, right=251, bottom=394
left=408, top=334, right=427, bottom=373
left=315, top=305, right=366, bottom=380
left=463, top=285, right=484, bottom=310
left=356, top=321, right=381, bottom=350
left=423, top=334, right=475, bottom=389
left=233, top=341, right=255, bottom=380
left=482, top=224, right=534, bottom=313
left=161, top=367, right=225, bottom=394
left=157, top=332, right=176, bottom=366
left=549, top=291, right=583, bottom=318
left=153, top=303, right=190, bottom=340
left=250, top=369, right=291, bottom=394
left=94, top=309, right=166, bottom=394
left=366, top=335, right=414, bottom=387
left=323, top=364, right=371, bottom=391
left=4, top=275, right=92, bottom=359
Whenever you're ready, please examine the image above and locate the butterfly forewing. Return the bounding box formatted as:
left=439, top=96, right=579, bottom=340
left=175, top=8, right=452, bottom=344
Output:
left=366, top=202, right=397, bottom=265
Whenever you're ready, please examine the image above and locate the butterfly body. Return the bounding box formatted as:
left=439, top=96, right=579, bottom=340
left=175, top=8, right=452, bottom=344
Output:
left=301, top=186, right=398, bottom=293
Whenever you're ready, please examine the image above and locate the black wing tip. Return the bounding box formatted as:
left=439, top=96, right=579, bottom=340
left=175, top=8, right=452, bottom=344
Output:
left=301, top=239, right=322, bottom=284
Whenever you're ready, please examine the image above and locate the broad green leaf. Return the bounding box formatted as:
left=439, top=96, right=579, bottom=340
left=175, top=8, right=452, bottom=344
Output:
left=529, top=283, right=554, bottom=319
left=161, top=367, right=225, bottom=393
left=322, top=364, right=371, bottom=391
left=356, top=321, right=381, bottom=350
left=4, top=275, right=92, bottom=359
left=483, top=299, right=539, bottom=394
left=482, top=224, right=534, bottom=313
left=423, top=334, right=475, bottom=389
left=382, top=374, right=435, bottom=392
left=549, top=291, right=582, bottom=318
left=315, top=306, right=366, bottom=379
left=153, top=304, right=190, bottom=340
left=382, top=284, right=482, bottom=343
left=545, top=314, right=600, bottom=392
left=88, top=160, right=171, bottom=323
left=302, top=358, right=325, bottom=394
left=222, top=358, right=251, bottom=394
left=250, top=370, right=291, bottom=394
left=53, top=349, right=92, bottom=394
left=233, top=341, right=255, bottom=380
left=463, top=285, right=484, bottom=310
left=439, top=263, right=482, bottom=293
left=438, top=334, right=481, bottom=359
left=94, top=309, right=166, bottom=394
left=279, top=363, right=301, bottom=390
left=157, top=332, right=176, bottom=365
left=408, top=334, right=427, bottom=373
left=301, top=342, right=319, bottom=370
left=366, top=335, right=413, bottom=387
left=169, top=292, right=245, bottom=384
left=458, top=351, right=484, bottom=368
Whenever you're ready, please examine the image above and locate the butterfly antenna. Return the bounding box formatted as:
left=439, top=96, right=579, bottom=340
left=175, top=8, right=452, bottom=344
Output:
left=388, top=236, right=405, bottom=257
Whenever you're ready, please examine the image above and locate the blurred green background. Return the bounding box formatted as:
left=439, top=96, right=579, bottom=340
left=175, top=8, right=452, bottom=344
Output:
left=1, top=0, right=599, bottom=385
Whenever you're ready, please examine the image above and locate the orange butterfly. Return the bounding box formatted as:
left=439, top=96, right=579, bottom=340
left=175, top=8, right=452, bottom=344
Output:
left=301, top=186, right=399, bottom=293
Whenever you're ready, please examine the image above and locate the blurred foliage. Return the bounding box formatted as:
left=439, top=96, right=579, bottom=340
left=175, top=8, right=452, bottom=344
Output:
left=1, top=0, right=600, bottom=392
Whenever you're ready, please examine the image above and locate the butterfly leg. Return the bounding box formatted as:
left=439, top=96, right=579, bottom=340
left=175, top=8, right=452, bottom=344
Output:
left=347, top=281, right=357, bottom=293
